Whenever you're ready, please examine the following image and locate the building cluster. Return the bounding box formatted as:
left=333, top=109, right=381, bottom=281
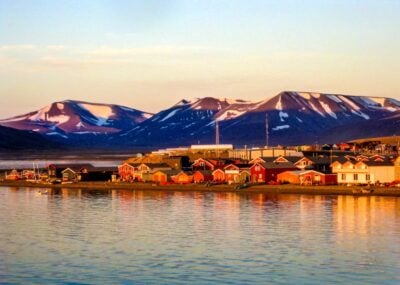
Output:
left=3, top=147, right=400, bottom=187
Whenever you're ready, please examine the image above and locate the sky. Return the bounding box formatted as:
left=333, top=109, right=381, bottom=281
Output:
left=0, top=0, right=399, bottom=118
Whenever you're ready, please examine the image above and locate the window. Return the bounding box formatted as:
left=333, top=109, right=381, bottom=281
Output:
left=354, top=174, right=358, bottom=181
left=255, top=166, right=260, bottom=171
left=341, top=174, right=346, bottom=181
left=366, top=174, right=370, bottom=181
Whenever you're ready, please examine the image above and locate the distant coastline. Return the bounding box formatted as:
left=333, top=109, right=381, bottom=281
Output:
left=1, top=181, right=400, bottom=197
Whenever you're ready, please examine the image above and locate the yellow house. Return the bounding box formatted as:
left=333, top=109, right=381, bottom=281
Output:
left=394, top=156, right=400, bottom=181
left=331, top=159, right=394, bottom=185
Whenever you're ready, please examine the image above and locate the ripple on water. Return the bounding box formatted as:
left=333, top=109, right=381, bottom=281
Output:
left=0, top=187, right=400, bottom=284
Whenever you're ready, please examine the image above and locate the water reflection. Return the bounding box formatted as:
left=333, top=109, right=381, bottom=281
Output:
left=1, top=187, right=400, bottom=284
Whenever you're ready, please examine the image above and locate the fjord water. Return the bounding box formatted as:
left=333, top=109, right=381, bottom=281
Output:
left=1, top=187, right=399, bottom=284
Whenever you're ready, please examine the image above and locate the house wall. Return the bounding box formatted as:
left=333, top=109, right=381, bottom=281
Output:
left=335, top=165, right=394, bottom=184
left=322, top=174, right=337, bottom=185
left=369, top=166, right=394, bottom=183
left=172, top=173, right=193, bottom=184
left=152, top=172, right=167, bottom=183
left=118, top=164, right=135, bottom=181
left=250, top=165, right=266, bottom=183
left=213, top=170, right=225, bottom=182
left=193, top=171, right=213, bottom=183
left=277, top=172, right=299, bottom=184
left=266, top=168, right=297, bottom=182
left=239, top=171, right=250, bottom=183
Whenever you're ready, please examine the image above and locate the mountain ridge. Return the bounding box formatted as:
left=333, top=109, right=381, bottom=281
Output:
left=1, top=92, right=400, bottom=149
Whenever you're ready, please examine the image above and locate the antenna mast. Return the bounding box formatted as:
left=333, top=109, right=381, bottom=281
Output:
left=215, top=119, right=220, bottom=145
left=265, top=112, right=269, bottom=148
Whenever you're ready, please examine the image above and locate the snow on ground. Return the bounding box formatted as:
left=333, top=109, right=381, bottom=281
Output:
left=327, top=95, right=342, bottom=103
left=339, top=96, right=360, bottom=111
left=272, top=125, right=290, bottom=131
left=320, top=101, right=337, bottom=119
left=80, top=103, right=114, bottom=119
left=311, top=93, right=320, bottom=99
left=296, top=117, right=303, bottom=123
left=160, top=109, right=180, bottom=122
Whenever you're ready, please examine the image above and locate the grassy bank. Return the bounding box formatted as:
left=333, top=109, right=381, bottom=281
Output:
left=1, top=180, right=400, bottom=197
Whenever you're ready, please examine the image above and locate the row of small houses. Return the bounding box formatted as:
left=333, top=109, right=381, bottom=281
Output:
left=4, top=153, right=400, bottom=186
left=117, top=156, right=336, bottom=185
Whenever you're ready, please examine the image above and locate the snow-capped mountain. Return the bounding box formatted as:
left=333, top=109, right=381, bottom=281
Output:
left=218, top=91, right=400, bottom=146
left=118, top=97, right=233, bottom=146
left=2, top=92, right=400, bottom=149
left=0, top=100, right=153, bottom=140
left=119, top=91, right=400, bottom=147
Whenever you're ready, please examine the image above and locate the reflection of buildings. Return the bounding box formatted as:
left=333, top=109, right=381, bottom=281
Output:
left=334, top=196, right=400, bottom=237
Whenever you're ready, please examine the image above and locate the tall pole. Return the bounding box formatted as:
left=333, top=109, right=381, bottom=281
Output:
left=215, top=119, right=220, bottom=159
left=215, top=119, right=220, bottom=145
left=265, top=112, right=269, bottom=149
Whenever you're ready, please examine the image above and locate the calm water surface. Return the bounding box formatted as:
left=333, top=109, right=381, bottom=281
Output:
left=0, top=187, right=399, bottom=284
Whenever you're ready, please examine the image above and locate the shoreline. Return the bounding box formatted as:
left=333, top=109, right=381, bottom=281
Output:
left=1, top=181, right=400, bottom=197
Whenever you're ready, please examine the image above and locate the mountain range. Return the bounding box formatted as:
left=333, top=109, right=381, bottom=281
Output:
left=1, top=91, right=400, bottom=150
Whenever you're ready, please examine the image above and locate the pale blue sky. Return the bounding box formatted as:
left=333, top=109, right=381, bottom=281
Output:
left=0, top=0, right=399, bottom=117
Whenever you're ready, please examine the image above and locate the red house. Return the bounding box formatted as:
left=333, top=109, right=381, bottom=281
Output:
left=277, top=170, right=337, bottom=185
left=192, top=158, right=217, bottom=171
left=118, top=163, right=137, bottom=182
left=193, top=170, right=213, bottom=183
left=250, top=161, right=298, bottom=183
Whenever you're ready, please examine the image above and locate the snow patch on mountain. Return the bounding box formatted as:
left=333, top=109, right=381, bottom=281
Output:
left=217, top=109, right=247, bottom=120
left=79, top=103, right=114, bottom=119
left=320, top=101, right=337, bottom=119
left=272, top=125, right=290, bottom=131
left=298, top=92, right=311, bottom=100
left=76, top=122, right=85, bottom=129
left=339, top=96, right=360, bottom=111
left=276, top=96, right=282, bottom=110
left=279, top=111, right=289, bottom=122
left=351, top=110, right=370, bottom=120
left=48, top=115, right=70, bottom=124
left=327, top=95, right=342, bottom=103
left=160, top=109, right=180, bottom=122
left=309, top=102, right=325, bottom=117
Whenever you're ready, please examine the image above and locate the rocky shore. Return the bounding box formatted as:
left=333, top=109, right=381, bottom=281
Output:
left=1, top=180, right=400, bottom=197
